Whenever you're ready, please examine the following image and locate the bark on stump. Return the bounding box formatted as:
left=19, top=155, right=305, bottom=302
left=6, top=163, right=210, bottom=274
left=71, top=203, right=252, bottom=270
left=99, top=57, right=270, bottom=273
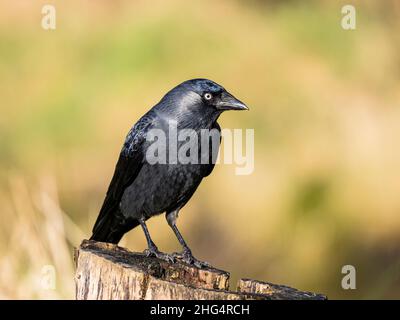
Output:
left=74, top=240, right=326, bottom=300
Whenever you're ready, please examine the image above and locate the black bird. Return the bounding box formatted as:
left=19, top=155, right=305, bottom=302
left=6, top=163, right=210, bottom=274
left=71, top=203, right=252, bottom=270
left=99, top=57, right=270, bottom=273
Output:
left=90, top=79, right=248, bottom=267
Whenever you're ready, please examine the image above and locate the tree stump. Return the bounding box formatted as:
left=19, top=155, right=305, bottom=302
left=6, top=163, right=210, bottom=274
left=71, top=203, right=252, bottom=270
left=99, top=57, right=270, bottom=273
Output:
left=74, top=240, right=327, bottom=300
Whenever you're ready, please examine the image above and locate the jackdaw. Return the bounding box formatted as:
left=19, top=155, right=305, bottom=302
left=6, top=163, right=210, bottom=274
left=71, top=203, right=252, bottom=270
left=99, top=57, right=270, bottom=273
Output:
left=90, top=78, right=248, bottom=267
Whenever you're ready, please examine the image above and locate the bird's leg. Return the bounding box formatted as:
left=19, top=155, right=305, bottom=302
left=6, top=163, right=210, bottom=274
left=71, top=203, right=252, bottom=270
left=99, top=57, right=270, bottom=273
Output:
left=166, top=210, right=211, bottom=269
left=139, top=218, right=174, bottom=263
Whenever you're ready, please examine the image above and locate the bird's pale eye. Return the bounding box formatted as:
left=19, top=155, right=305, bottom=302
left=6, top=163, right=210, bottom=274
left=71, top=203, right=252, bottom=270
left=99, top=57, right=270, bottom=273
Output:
left=204, top=93, right=213, bottom=100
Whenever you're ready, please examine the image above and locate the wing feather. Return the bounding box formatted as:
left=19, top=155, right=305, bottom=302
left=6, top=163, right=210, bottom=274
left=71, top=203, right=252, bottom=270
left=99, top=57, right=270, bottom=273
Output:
left=91, top=113, right=154, bottom=235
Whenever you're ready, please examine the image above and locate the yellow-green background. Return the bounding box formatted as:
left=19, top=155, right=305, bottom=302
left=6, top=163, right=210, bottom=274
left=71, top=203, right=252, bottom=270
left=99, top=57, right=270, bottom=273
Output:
left=1, top=0, right=400, bottom=299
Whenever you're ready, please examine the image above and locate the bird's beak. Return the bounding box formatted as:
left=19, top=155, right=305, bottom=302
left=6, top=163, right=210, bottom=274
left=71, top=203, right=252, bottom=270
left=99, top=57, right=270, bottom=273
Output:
left=216, top=91, right=249, bottom=111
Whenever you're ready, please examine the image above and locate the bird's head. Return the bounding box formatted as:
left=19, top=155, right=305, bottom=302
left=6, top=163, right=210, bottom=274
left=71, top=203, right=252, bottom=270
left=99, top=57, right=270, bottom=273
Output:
left=157, top=79, right=248, bottom=119
left=181, top=78, right=249, bottom=112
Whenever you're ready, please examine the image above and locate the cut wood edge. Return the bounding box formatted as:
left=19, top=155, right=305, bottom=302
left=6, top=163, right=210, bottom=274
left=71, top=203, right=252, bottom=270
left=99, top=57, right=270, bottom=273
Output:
left=76, top=240, right=229, bottom=291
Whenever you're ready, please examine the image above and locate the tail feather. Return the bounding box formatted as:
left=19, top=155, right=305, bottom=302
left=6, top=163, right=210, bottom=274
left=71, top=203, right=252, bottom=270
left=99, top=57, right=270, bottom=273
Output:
left=90, top=209, right=139, bottom=244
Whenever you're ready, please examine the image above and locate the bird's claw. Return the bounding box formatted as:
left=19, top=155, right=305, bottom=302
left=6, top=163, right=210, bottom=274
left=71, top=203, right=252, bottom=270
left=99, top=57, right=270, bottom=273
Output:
left=144, top=247, right=175, bottom=264
left=172, top=249, right=211, bottom=269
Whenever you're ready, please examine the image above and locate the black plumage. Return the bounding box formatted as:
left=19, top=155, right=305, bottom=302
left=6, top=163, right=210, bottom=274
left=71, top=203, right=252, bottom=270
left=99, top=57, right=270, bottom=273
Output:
left=90, top=78, right=248, bottom=267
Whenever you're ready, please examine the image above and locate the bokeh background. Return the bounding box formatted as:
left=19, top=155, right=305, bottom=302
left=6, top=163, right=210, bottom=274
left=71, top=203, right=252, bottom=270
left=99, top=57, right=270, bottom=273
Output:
left=1, top=0, right=400, bottom=299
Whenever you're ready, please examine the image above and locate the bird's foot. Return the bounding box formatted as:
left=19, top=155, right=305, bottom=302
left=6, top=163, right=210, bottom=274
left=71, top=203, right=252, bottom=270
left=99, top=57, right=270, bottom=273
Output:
left=172, top=248, right=211, bottom=269
left=144, top=246, right=175, bottom=263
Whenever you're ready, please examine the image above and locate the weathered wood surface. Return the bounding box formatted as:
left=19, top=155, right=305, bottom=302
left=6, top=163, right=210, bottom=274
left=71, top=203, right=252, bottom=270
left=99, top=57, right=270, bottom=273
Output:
left=237, top=278, right=326, bottom=300
left=74, top=240, right=327, bottom=300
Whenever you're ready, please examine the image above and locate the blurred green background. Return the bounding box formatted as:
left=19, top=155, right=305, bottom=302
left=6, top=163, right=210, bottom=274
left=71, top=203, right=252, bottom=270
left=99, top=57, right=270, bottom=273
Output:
left=1, top=0, right=400, bottom=299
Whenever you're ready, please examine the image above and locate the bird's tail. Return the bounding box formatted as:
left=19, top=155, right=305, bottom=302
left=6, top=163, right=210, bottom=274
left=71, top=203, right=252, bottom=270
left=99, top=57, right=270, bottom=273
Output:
left=90, top=208, right=139, bottom=244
